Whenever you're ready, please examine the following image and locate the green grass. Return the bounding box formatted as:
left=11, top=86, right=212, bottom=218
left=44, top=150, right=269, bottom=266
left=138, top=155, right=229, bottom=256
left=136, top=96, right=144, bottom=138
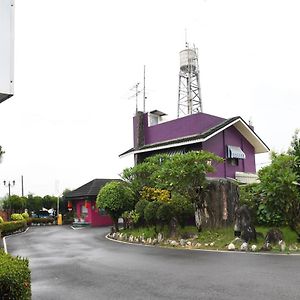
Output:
left=120, top=225, right=300, bottom=253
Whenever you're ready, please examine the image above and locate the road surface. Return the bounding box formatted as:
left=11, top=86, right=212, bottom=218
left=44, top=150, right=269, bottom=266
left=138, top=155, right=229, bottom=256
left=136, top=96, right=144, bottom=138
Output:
left=6, top=226, right=300, bottom=300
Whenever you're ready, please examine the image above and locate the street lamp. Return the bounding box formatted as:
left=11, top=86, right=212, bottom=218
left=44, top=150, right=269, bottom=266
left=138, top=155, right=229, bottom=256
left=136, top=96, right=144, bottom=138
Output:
left=4, top=180, right=15, bottom=215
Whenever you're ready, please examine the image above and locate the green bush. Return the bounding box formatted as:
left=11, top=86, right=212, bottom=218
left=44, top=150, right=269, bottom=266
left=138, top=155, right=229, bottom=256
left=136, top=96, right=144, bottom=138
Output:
left=30, top=217, right=54, bottom=225
left=21, top=212, right=29, bottom=220
left=11, top=214, right=25, bottom=221
left=0, top=250, right=31, bottom=299
left=135, top=199, right=149, bottom=223
left=0, top=221, right=27, bottom=236
left=144, top=201, right=160, bottom=226
left=170, top=193, right=194, bottom=227
left=0, top=216, right=4, bottom=223
left=156, top=202, right=173, bottom=225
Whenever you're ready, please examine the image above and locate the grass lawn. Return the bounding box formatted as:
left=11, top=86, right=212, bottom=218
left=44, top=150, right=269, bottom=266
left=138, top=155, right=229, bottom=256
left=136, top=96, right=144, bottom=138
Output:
left=120, top=225, right=300, bottom=253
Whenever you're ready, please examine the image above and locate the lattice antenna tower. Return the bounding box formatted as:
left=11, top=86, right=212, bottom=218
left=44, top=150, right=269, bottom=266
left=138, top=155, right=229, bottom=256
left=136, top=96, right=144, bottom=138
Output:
left=177, top=39, right=202, bottom=117
left=129, top=82, right=142, bottom=114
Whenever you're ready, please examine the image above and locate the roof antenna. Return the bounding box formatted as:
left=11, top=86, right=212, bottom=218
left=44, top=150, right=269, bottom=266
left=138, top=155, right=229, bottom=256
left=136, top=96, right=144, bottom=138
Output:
left=143, top=65, right=147, bottom=113
left=185, top=28, right=189, bottom=48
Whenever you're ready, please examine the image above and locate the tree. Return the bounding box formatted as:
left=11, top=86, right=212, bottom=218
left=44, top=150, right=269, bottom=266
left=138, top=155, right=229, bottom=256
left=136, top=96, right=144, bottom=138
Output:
left=3, top=195, right=27, bottom=213
left=257, top=152, right=300, bottom=229
left=121, top=154, right=170, bottom=199
left=26, top=195, right=43, bottom=213
left=96, top=181, right=135, bottom=231
left=42, top=195, right=58, bottom=209
left=152, top=151, right=223, bottom=231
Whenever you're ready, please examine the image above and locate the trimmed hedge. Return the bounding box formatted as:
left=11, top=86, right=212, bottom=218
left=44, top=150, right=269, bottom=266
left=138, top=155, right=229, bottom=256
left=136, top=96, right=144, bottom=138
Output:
left=0, top=221, right=27, bottom=237
left=29, top=217, right=54, bottom=225
left=0, top=250, right=31, bottom=300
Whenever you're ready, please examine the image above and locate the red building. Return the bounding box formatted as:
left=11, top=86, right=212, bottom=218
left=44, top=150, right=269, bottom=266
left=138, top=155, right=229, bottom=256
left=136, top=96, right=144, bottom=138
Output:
left=65, top=179, right=118, bottom=227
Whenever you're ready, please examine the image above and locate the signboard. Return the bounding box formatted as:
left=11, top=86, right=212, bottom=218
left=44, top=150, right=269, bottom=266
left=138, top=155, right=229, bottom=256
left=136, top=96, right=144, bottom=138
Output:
left=0, top=0, right=14, bottom=103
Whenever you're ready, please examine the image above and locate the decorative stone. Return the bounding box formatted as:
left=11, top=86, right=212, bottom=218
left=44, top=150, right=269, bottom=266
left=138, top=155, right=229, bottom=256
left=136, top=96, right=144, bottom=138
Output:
left=240, top=242, right=248, bottom=251
left=128, top=235, right=134, bottom=242
left=170, top=240, right=178, bottom=247
left=251, top=245, right=257, bottom=252
left=279, top=240, right=286, bottom=252
left=134, top=237, right=139, bottom=243
left=186, top=241, right=192, bottom=247
left=204, top=243, right=209, bottom=247
left=146, top=238, right=152, bottom=244
left=152, top=238, right=158, bottom=245
left=228, top=243, right=235, bottom=251
left=209, top=242, right=215, bottom=247
left=195, top=243, right=202, bottom=248
left=180, top=239, right=186, bottom=246
left=157, top=233, right=164, bottom=243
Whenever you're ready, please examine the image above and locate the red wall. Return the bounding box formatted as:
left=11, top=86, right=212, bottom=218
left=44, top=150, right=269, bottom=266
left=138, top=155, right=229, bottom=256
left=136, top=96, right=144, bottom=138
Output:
left=75, top=200, right=113, bottom=227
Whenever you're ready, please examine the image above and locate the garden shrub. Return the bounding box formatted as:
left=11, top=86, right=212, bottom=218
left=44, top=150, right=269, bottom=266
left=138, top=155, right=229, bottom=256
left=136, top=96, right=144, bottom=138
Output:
left=140, top=186, right=170, bottom=203
left=0, top=221, right=27, bottom=236
left=0, top=216, right=4, bottom=223
left=170, top=193, right=194, bottom=227
left=30, top=217, right=54, bottom=225
left=135, top=199, right=149, bottom=224
left=0, top=250, right=31, bottom=299
left=11, top=214, right=24, bottom=221
left=156, top=202, right=173, bottom=226
left=144, top=201, right=160, bottom=227
left=21, top=212, right=29, bottom=220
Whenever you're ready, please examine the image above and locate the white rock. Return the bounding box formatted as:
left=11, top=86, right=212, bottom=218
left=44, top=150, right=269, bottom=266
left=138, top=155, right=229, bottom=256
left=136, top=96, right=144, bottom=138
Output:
left=228, top=243, right=235, bottom=251
left=180, top=239, right=186, bottom=246
left=209, top=242, right=215, bottom=247
left=279, top=240, right=286, bottom=252
left=240, top=242, right=248, bottom=251
left=186, top=241, right=192, bottom=246
left=251, top=245, right=257, bottom=252
left=146, top=238, right=152, bottom=244
left=152, top=238, right=158, bottom=245
left=195, top=243, right=202, bottom=248
left=170, top=240, right=178, bottom=246
left=157, top=233, right=164, bottom=243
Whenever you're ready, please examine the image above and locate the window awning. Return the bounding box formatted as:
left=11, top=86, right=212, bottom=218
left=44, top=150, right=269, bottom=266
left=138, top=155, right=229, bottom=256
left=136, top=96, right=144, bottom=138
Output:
left=227, top=145, right=246, bottom=159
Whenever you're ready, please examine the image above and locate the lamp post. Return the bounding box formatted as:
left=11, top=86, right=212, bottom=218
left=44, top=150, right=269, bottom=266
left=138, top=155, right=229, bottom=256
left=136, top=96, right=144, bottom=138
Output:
left=4, top=180, right=15, bottom=216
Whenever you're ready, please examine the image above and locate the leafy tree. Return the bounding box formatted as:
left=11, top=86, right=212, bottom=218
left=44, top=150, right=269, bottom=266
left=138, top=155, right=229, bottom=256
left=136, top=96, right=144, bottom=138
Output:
left=96, top=181, right=135, bottom=231
left=42, top=195, right=58, bottom=209
left=288, top=129, right=300, bottom=179
left=3, top=195, right=27, bottom=213
left=121, top=154, right=170, bottom=199
left=139, top=186, right=170, bottom=203
left=26, top=195, right=43, bottom=213
left=152, top=151, right=223, bottom=231
left=257, top=152, right=300, bottom=228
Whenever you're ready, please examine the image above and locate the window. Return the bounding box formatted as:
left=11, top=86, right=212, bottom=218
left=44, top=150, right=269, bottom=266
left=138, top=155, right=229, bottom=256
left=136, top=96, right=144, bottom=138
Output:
left=227, top=157, right=239, bottom=166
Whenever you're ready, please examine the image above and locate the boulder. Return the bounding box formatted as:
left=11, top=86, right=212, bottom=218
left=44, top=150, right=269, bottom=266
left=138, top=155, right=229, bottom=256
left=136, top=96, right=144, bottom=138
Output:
left=157, top=233, right=164, bottom=243
left=240, top=242, right=248, bottom=251
left=228, top=243, right=235, bottom=251
left=180, top=239, right=187, bottom=247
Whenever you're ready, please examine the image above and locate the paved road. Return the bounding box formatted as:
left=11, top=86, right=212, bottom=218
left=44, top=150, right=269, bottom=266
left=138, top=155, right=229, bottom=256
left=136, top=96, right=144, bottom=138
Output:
left=6, top=226, right=300, bottom=300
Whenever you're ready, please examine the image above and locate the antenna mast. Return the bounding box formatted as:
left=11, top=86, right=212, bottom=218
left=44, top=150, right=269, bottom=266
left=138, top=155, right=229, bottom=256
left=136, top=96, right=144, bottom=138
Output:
left=129, top=82, right=141, bottom=114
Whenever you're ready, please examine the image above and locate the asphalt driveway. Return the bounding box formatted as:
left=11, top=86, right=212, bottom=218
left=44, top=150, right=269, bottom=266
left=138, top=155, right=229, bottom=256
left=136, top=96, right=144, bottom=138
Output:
left=6, top=226, right=300, bottom=300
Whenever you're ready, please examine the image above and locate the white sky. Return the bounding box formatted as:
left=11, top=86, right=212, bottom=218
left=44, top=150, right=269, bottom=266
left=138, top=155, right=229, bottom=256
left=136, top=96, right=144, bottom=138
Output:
left=0, top=0, right=299, bottom=197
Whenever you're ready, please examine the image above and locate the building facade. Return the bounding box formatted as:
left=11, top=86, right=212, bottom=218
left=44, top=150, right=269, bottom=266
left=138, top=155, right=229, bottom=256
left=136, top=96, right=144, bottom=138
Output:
left=120, top=111, right=269, bottom=182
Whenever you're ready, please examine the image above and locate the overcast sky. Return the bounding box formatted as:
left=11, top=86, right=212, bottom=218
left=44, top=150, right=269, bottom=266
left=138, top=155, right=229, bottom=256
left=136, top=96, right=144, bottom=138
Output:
left=0, top=0, right=299, bottom=197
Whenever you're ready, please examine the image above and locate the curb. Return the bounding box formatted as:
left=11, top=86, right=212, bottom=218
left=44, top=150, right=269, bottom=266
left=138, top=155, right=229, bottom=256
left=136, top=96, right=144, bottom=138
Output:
left=3, top=227, right=30, bottom=254
left=105, top=234, right=300, bottom=256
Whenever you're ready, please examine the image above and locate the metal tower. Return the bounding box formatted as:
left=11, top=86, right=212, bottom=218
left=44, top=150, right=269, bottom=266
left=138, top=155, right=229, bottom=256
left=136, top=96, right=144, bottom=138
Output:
left=177, top=44, right=202, bottom=117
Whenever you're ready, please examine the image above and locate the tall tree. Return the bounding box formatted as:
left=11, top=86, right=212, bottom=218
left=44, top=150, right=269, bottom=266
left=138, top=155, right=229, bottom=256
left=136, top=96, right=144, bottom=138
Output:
left=152, top=151, right=223, bottom=231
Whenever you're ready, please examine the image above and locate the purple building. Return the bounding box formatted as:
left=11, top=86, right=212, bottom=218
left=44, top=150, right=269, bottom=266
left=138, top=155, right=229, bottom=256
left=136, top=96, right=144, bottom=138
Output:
left=120, top=110, right=269, bottom=183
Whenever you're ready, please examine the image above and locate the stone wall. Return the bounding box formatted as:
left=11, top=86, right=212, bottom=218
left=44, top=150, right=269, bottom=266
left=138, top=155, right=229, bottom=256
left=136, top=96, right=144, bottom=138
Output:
left=201, top=178, right=239, bottom=229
